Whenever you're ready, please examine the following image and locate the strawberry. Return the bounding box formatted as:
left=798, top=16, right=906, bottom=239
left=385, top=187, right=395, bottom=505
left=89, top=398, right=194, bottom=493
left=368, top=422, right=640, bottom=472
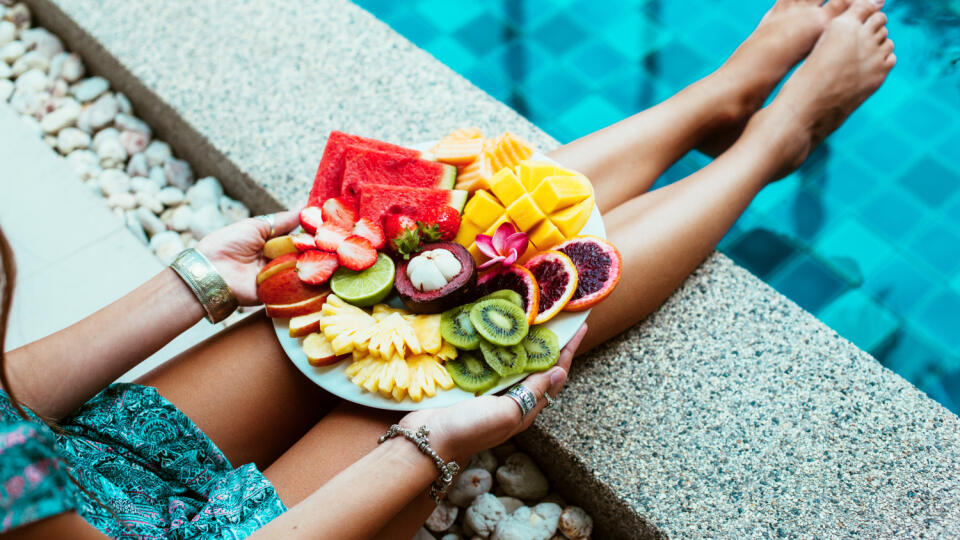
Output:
left=337, top=235, right=377, bottom=271
left=296, top=251, right=339, bottom=285
left=418, top=206, right=461, bottom=242
left=321, top=197, right=358, bottom=230
left=291, top=232, right=318, bottom=251
left=383, top=213, right=421, bottom=259
left=352, top=217, right=385, bottom=249
left=315, top=223, right=351, bottom=252
left=299, top=206, right=324, bottom=234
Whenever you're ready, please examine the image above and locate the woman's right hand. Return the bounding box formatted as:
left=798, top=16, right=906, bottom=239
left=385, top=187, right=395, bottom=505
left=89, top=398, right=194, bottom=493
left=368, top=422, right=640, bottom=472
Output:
left=400, top=323, right=587, bottom=463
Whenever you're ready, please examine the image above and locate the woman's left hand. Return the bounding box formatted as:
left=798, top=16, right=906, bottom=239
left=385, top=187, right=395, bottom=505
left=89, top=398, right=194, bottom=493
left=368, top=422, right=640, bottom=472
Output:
left=196, top=208, right=302, bottom=305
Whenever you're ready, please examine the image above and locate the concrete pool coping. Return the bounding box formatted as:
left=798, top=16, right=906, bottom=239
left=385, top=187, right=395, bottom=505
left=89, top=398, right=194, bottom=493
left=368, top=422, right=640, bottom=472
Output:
left=25, top=0, right=960, bottom=537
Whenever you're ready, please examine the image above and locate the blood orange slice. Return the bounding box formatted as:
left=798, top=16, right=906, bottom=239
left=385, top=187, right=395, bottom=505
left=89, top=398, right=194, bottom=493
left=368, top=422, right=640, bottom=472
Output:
left=554, top=236, right=622, bottom=311
left=523, top=251, right=578, bottom=324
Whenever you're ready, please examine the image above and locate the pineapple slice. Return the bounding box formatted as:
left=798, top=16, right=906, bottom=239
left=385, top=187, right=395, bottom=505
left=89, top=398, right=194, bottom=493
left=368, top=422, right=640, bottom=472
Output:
left=372, top=304, right=416, bottom=322
left=412, top=314, right=443, bottom=354
left=320, top=295, right=376, bottom=354
left=437, top=340, right=458, bottom=361
left=368, top=313, right=422, bottom=359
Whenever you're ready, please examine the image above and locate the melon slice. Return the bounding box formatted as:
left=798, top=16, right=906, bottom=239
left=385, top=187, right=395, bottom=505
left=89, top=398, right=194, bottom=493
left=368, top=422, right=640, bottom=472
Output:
left=309, top=131, right=421, bottom=207
left=339, top=150, right=457, bottom=206
left=358, top=184, right=468, bottom=224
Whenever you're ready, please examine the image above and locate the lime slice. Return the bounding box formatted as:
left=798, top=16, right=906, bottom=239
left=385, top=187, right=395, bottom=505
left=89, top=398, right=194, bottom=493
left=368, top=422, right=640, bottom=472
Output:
left=330, top=253, right=395, bottom=307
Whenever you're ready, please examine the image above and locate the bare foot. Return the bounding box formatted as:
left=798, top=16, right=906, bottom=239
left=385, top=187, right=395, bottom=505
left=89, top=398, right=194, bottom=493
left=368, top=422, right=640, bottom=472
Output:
left=756, top=0, right=895, bottom=175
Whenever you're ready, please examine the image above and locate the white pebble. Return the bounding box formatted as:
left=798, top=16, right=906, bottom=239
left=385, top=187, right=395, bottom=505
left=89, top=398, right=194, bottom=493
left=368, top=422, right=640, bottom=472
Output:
left=0, top=78, right=12, bottom=101
left=497, top=497, right=523, bottom=516
left=557, top=507, right=591, bottom=540
left=491, top=504, right=559, bottom=540
left=465, top=493, right=507, bottom=539
left=186, top=176, right=223, bottom=208
left=91, top=127, right=119, bottom=152
left=147, top=165, right=167, bottom=188
left=219, top=195, right=249, bottom=223
left=98, top=168, right=130, bottom=196
left=468, top=451, right=498, bottom=474
left=0, top=61, right=10, bottom=79
left=169, top=205, right=193, bottom=232
left=114, top=92, right=132, bottom=115
left=56, top=127, right=90, bottom=154
left=144, top=140, right=171, bottom=167
left=150, top=231, right=184, bottom=265
left=11, top=50, right=47, bottom=77
left=49, top=78, right=68, bottom=97
left=131, top=177, right=159, bottom=195
left=65, top=149, right=100, bottom=180
left=157, top=186, right=185, bottom=206
left=0, top=21, right=15, bottom=47
left=87, top=92, right=118, bottom=129
left=18, top=112, right=42, bottom=136
left=136, top=192, right=163, bottom=214
left=40, top=98, right=81, bottom=133
left=58, top=53, right=84, bottom=82
left=71, top=76, right=109, bottom=103
left=448, top=468, right=493, bottom=508
left=14, top=68, right=47, bottom=93
left=106, top=192, right=136, bottom=210
left=42, top=134, right=56, bottom=147
left=164, top=158, right=193, bottom=190
left=4, top=3, right=30, bottom=31
left=440, top=535, right=461, bottom=540
left=124, top=210, right=148, bottom=245
left=20, top=28, right=62, bottom=60
left=0, top=40, right=25, bottom=63
left=126, top=152, right=148, bottom=177
left=426, top=500, right=459, bottom=533
left=114, top=113, right=151, bottom=137
left=97, top=138, right=127, bottom=168
left=189, top=205, right=225, bottom=238
left=136, top=207, right=165, bottom=236
left=119, top=129, right=149, bottom=155
left=496, top=454, right=549, bottom=501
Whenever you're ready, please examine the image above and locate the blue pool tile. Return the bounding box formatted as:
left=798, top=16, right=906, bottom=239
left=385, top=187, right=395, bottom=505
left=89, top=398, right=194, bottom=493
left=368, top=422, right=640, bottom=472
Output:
left=771, top=256, right=848, bottom=314
left=914, top=290, right=960, bottom=351
left=751, top=176, right=802, bottom=215
left=875, top=328, right=946, bottom=384
left=764, top=187, right=846, bottom=243
left=456, top=12, right=511, bottom=55
left=898, top=156, right=960, bottom=209
left=683, top=16, right=744, bottom=58
left=486, top=41, right=552, bottom=83
left=850, top=125, right=918, bottom=178
left=724, top=228, right=798, bottom=280
left=816, top=156, right=875, bottom=207
left=908, top=222, right=960, bottom=276
left=819, top=290, right=900, bottom=354
left=382, top=8, right=441, bottom=47
left=917, top=378, right=960, bottom=416
left=522, top=64, right=591, bottom=114
left=425, top=35, right=478, bottom=74
left=943, top=369, right=960, bottom=414
left=600, top=13, right=671, bottom=61
left=530, top=13, right=589, bottom=55
left=600, top=66, right=660, bottom=113
left=464, top=62, right=513, bottom=103
left=566, top=40, right=630, bottom=81
left=865, top=254, right=939, bottom=315
left=857, top=186, right=927, bottom=243
left=938, top=128, right=960, bottom=165
left=568, top=0, right=636, bottom=28
left=643, top=38, right=711, bottom=88
left=814, top=217, right=893, bottom=283
left=415, top=0, right=486, bottom=32
left=889, top=96, right=957, bottom=139
left=557, top=95, right=625, bottom=138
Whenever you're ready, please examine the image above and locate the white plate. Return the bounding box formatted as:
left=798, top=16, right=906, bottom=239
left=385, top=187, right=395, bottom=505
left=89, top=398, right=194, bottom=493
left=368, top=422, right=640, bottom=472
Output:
left=272, top=144, right=605, bottom=411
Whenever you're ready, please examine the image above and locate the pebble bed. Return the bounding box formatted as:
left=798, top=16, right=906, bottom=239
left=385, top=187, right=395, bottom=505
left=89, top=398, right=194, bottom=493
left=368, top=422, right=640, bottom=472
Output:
left=0, top=2, right=251, bottom=267
left=414, top=442, right=594, bottom=540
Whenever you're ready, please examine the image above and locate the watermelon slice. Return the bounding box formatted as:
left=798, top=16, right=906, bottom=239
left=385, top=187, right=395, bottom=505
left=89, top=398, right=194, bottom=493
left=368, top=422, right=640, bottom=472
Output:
left=358, top=184, right=467, bottom=224
left=339, top=150, right=457, bottom=206
left=309, top=131, right=421, bottom=207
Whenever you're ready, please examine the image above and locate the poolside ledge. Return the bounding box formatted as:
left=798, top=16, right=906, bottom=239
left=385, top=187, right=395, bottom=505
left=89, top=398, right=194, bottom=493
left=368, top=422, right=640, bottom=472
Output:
left=27, top=0, right=960, bottom=537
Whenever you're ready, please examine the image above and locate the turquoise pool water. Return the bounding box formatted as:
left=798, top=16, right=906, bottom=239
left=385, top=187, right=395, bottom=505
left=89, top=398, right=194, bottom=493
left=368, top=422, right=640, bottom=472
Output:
left=356, top=0, right=960, bottom=414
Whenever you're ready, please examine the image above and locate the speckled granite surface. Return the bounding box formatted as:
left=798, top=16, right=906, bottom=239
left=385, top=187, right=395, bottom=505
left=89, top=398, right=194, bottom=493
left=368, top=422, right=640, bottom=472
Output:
left=30, top=0, right=960, bottom=537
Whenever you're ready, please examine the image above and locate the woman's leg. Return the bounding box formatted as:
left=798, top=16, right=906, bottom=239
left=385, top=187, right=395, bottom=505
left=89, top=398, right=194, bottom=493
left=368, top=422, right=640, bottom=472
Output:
left=136, top=311, right=341, bottom=469
left=552, top=0, right=853, bottom=213
left=579, top=0, right=894, bottom=352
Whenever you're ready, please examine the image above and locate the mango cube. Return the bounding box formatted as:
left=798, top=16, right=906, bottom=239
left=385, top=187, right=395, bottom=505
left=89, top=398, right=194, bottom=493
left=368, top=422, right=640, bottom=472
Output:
left=550, top=196, right=594, bottom=238
left=528, top=220, right=566, bottom=251
left=488, top=168, right=526, bottom=205
left=531, top=174, right=593, bottom=213
left=505, top=193, right=546, bottom=232
left=463, top=189, right=505, bottom=230
left=517, top=160, right=558, bottom=190
left=484, top=215, right=516, bottom=237
left=454, top=218, right=483, bottom=247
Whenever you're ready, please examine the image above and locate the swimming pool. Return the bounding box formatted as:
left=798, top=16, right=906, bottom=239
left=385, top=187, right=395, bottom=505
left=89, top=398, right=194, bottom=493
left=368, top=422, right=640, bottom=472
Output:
left=356, top=0, right=960, bottom=414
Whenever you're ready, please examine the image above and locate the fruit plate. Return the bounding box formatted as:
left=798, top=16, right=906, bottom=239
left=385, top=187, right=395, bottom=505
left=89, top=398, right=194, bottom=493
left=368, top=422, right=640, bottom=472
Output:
left=271, top=144, right=604, bottom=411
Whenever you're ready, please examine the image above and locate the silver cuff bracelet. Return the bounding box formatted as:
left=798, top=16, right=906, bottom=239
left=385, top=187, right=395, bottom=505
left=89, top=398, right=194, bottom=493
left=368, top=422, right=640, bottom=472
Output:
left=169, top=248, right=239, bottom=324
left=378, top=424, right=460, bottom=504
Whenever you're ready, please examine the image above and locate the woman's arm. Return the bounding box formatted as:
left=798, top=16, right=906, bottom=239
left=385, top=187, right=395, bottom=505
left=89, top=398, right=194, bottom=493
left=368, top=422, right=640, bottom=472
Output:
left=3, top=209, right=301, bottom=420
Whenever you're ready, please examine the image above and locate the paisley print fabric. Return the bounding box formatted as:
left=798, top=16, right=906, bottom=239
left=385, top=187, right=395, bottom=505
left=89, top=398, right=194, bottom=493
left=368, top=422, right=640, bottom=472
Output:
left=0, top=383, right=286, bottom=538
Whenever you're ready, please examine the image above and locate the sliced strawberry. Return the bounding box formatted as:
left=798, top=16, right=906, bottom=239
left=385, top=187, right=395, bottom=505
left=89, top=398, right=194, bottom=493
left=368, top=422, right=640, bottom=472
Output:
left=322, top=197, right=358, bottom=230
left=296, top=250, right=339, bottom=285
left=299, top=206, right=324, bottom=234
left=337, top=235, right=377, bottom=271
left=314, top=223, right=351, bottom=252
left=291, top=232, right=318, bottom=251
left=352, top=217, right=385, bottom=249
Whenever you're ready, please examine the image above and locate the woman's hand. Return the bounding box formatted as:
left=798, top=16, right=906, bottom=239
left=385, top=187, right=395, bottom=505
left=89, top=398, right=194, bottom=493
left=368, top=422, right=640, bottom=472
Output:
left=400, top=323, right=587, bottom=463
left=196, top=208, right=302, bottom=305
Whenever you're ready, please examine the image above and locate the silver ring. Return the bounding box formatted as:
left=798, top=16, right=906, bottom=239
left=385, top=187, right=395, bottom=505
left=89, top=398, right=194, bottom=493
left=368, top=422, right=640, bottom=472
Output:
left=254, top=214, right=276, bottom=238
left=505, top=384, right=538, bottom=417
left=544, top=393, right=557, bottom=409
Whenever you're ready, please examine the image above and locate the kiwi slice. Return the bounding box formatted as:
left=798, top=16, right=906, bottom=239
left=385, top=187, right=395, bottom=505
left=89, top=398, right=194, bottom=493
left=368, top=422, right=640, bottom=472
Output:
left=469, top=299, right=528, bottom=346
left=446, top=351, right=500, bottom=394
left=441, top=303, right=480, bottom=350
left=479, top=339, right=528, bottom=376
left=522, top=326, right=560, bottom=372
left=477, top=289, right=523, bottom=308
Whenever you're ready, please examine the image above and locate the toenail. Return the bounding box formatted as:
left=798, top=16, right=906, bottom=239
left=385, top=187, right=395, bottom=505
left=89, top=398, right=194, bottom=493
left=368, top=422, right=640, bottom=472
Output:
left=871, top=0, right=883, bottom=5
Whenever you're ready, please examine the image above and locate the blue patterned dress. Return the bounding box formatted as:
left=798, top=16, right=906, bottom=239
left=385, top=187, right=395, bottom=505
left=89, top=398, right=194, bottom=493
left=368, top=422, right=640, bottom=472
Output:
left=0, top=383, right=286, bottom=538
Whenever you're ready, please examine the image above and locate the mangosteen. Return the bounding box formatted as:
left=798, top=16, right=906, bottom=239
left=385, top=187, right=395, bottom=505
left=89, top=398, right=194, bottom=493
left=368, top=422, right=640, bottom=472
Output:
left=395, top=242, right=477, bottom=313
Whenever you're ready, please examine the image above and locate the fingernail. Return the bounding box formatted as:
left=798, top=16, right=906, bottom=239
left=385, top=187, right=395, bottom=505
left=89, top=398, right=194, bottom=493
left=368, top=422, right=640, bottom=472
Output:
left=549, top=368, right=567, bottom=387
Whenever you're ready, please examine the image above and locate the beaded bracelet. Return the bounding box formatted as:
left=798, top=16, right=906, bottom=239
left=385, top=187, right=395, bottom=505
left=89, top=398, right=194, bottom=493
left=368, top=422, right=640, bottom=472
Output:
left=169, top=248, right=239, bottom=323
left=378, top=425, right=460, bottom=504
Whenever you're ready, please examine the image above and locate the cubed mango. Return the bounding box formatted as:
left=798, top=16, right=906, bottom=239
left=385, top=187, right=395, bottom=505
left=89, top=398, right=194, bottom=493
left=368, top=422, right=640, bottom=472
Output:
left=505, top=194, right=546, bottom=232
left=550, top=196, right=594, bottom=238
left=517, top=160, right=558, bottom=191
left=454, top=218, right=483, bottom=248
left=488, top=168, right=526, bottom=205
left=528, top=220, right=566, bottom=251
left=531, top=174, right=593, bottom=213
left=463, top=189, right=505, bottom=230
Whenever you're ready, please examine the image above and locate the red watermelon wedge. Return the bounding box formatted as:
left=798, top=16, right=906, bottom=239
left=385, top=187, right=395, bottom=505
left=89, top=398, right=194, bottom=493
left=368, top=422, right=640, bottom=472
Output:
left=339, top=151, right=457, bottom=206
left=308, top=131, right=420, bottom=207
left=358, top=184, right=468, bottom=224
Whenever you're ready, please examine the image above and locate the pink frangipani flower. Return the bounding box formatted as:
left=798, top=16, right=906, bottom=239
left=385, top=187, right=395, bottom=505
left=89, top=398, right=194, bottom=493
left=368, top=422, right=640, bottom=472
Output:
left=475, top=222, right=528, bottom=270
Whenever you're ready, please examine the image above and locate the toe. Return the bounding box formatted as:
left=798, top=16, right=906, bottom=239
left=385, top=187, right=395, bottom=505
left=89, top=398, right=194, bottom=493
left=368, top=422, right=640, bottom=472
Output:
left=884, top=53, right=897, bottom=68
left=876, top=26, right=888, bottom=44
left=848, top=0, right=882, bottom=22
left=825, top=0, right=852, bottom=17
left=880, top=38, right=894, bottom=57
left=866, top=11, right=887, bottom=32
